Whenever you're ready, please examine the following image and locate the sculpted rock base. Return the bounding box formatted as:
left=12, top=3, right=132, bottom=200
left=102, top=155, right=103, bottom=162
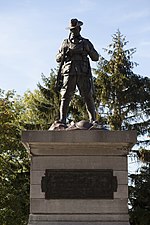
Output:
left=49, top=120, right=106, bottom=131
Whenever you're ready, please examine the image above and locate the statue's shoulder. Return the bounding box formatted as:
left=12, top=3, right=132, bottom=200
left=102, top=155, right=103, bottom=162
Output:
left=82, top=37, right=89, bottom=41
left=82, top=37, right=88, bottom=41
left=61, top=38, right=69, bottom=47
left=82, top=37, right=92, bottom=45
left=63, top=38, right=69, bottom=43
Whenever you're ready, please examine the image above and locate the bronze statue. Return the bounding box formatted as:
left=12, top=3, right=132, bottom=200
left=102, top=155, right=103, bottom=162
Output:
left=56, top=18, right=99, bottom=125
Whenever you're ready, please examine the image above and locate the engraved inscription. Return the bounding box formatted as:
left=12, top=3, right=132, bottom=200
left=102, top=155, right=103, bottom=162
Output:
left=41, top=169, right=117, bottom=199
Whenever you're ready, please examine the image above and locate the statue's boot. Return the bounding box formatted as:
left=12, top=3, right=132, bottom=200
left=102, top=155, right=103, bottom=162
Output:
left=59, top=99, right=70, bottom=124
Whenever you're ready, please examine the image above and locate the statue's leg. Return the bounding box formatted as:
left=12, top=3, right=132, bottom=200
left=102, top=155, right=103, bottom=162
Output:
left=77, top=74, right=96, bottom=122
left=59, top=98, right=70, bottom=124
left=59, top=75, right=76, bottom=124
left=84, top=94, right=96, bottom=122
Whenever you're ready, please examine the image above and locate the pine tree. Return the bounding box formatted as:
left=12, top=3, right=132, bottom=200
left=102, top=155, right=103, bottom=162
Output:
left=129, top=165, right=150, bottom=225
left=94, top=30, right=150, bottom=148
left=30, top=70, right=60, bottom=128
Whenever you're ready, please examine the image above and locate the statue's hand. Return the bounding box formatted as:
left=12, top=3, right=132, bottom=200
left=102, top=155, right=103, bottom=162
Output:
left=65, top=48, right=73, bottom=57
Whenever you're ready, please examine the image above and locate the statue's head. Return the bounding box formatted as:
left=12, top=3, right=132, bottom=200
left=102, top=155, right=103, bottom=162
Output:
left=67, top=18, right=83, bottom=29
left=66, top=18, right=83, bottom=36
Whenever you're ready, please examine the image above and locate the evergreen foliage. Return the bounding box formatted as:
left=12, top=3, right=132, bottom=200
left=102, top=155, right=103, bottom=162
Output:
left=94, top=30, right=150, bottom=147
left=129, top=165, right=150, bottom=225
left=34, top=70, right=60, bottom=128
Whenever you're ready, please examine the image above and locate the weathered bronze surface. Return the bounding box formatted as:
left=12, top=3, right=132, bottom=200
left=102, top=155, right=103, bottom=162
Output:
left=41, top=169, right=117, bottom=199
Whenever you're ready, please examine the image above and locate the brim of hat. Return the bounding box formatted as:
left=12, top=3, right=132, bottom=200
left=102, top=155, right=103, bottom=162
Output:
left=66, top=21, right=83, bottom=29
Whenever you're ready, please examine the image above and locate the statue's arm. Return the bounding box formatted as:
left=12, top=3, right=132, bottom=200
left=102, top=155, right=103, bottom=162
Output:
left=84, top=39, right=99, bottom=61
left=56, top=39, right=67, bottom=63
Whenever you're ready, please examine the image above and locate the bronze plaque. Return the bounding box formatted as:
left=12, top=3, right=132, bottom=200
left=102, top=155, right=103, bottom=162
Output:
left=41, top=169, right=117, bottom=199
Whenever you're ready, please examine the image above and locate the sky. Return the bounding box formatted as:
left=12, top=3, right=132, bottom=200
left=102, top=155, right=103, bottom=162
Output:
left=0, top=0, right=150, bottom=96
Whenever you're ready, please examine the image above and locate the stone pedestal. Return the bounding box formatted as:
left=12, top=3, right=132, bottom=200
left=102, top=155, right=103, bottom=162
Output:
left=22, top=130, right=137, bottom=225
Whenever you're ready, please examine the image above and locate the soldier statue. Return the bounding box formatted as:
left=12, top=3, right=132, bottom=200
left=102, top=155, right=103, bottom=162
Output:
left=56, top=18, right=99, bottom=125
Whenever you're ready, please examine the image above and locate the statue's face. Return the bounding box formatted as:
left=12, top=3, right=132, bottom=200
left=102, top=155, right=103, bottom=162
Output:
left=70, top=26, right=81, bottom=36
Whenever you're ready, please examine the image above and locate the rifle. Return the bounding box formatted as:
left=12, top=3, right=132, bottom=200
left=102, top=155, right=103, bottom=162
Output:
left=55, top=48, right=66, bottom=92
left=89, top=69, right=95, bottom=97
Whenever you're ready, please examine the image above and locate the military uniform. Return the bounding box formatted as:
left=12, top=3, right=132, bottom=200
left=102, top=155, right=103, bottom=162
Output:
left=56, top=19, right=99, bottom=124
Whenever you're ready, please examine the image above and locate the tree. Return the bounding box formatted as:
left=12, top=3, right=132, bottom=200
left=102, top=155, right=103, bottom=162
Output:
left=129, top=164, right=150, bottom=225
left=27, top=70, right=60, bottom=129
left=0, top=89, right=30, bottom=225
left=21, top=89, right=51, bottom=130
left=94, top=30, right=150, bottom=148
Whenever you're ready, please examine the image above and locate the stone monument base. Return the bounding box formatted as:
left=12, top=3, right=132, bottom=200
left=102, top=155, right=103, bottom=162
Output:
left=22, top=130, right=137, bottom=225
left=28, top=215, right=130, bottom=225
